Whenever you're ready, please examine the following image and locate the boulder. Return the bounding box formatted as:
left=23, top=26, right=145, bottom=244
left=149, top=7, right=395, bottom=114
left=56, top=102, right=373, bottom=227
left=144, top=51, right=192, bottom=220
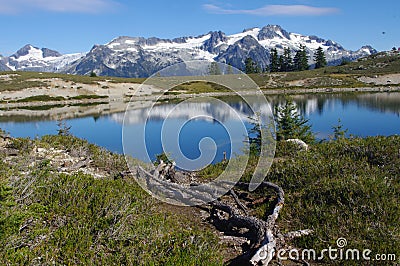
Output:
left=286, top=139, right=309, bottom=151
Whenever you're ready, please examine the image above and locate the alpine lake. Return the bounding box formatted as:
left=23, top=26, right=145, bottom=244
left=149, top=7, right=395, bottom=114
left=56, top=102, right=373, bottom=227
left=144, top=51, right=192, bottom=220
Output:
left=1, top=92, right=399, bottom=166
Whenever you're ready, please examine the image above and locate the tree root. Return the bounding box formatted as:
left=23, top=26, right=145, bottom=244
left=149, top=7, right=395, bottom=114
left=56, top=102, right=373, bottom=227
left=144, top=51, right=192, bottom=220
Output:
left=134, top=164, right=313, bottom=265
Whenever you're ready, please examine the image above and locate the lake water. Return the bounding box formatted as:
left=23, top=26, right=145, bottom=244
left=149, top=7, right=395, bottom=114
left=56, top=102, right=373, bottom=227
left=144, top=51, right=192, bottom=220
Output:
left=1, top=92, right=399, bottom=166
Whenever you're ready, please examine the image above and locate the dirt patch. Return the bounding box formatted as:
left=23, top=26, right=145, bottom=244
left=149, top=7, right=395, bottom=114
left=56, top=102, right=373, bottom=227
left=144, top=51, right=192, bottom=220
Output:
left=358, top=73, right=400, bottom=85
left=287, top=77, right=344, bottom=87
left=0, top=78, right=162, bottom=102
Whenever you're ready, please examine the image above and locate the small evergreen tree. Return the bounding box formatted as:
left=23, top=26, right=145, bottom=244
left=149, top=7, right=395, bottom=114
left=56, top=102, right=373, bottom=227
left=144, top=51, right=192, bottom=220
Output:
left=245, top=58, right=253, bottom=74
left=280, top=47, right=293, bottom=72
left=275, top=98, right=314, bottom=143
left=293, top=51, right=301, bottom=71
left=208, top=62, right=222, bottom=75
left=89, top=71, right=97, bottom=77
left=278, top=56, right=284, bottom=72
left=340, top=58, right=350, bottom=66
left=57, top=120, right=71, bottom=136
left=247, top=114, right=275, bottom=156
left=248, top=116, right=262, bottom=155
left=314, top=46, right=327, bottom=69
left=245, top=57, right=261, bottom=74
left=269, top=48, right=279, bottom=72
left=332, top=119, right=348, bottom=140
left=293, top=45, right=309, bottom=71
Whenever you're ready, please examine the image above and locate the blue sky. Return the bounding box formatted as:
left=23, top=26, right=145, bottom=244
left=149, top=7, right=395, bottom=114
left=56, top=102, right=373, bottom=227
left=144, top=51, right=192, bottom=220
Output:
left=0, top=0, right=399, bottom=55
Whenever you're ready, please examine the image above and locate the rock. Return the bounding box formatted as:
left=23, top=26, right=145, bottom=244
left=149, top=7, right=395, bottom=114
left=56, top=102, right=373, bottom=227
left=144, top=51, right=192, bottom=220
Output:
left=5, top=148, right=19, bottom=156
left=286, top=138, right=309, bottom=151
left=62, top=160, right=73, bottom=167
left=0, top=136, right=11, bottom=148
left=36, top=147, right=47, bottom=153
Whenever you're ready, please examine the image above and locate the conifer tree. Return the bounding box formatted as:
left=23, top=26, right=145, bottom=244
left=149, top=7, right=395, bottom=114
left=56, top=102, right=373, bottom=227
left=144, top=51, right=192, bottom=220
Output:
left=293, top=45, right=309, bottom=71
left=314, top=46, right=327, bottom=69
left=278, top=56, right=284, bottom=72
left=332, top=119, right=348, bottom=140
left=245, top=57, right=261, bottom=74
left=208, top=61, right=222, bottom=75
left=269, top=48, right=279, bottom=72
left=275, top=98, right=314, bottom=143
left=281, top=47, right=293, bottom=72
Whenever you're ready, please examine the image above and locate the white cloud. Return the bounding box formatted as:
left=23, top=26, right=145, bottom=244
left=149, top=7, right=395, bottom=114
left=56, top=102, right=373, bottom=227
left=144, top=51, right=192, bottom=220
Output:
left=0, top=0, right=119, bottom=14
left=203, top=4, right=339, bottom=16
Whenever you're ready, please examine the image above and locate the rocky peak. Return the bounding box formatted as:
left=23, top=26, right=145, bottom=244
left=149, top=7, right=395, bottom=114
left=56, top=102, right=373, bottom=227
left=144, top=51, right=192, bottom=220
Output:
left=41, top=48, right=62, bottom=58
left=12, top=44, right=35, bottom=59
left=11, top=45, right=62, bottom=59
left=358, top=45, right=378, bottom=54
left=216, top=35, right=270, bottom=70
left=258, top=25, right=290, bottom=40
left=172, top=37, right=189, bottom=43
left=238, top=35, right=261, bottom=47
left=201, top=31, right=227, bottom=53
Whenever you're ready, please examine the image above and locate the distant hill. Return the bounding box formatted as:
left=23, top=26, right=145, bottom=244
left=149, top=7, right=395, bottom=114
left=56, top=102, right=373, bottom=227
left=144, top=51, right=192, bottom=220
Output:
left=323, top=50, right=400, bottom=75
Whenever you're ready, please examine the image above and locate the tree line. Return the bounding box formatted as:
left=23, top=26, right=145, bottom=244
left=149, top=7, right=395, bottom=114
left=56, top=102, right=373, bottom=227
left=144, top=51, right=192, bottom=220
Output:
left=208, top=46, right=327, bottom=75
left=245, top=45, right=327, bottom=74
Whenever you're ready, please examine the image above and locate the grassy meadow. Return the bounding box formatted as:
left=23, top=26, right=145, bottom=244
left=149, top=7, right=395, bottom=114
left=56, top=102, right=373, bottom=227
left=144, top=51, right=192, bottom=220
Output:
left=0, top=133, right=398, bottom=265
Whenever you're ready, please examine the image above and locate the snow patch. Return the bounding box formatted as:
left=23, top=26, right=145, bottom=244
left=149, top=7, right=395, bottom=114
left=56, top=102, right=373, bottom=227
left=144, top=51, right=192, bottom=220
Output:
left=14, top=46, right=43, bottom=61
left=125, top=40, right=137, bottom=45
left=226, top=28, right=260, bottom=46
left=107, top=42, right=121, bottom=49
left=142, top=34, right=211, bottom=51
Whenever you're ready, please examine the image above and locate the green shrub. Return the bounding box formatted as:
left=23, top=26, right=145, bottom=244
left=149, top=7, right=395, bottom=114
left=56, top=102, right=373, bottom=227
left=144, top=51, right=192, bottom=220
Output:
left=16, top=95, right=65, bottom=102
left=69, top=94, right=108, bottom=100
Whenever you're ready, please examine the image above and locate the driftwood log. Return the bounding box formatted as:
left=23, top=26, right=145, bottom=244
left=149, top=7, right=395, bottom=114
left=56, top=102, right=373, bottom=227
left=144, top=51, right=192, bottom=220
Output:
left=134, top=163, right=313, bottom=265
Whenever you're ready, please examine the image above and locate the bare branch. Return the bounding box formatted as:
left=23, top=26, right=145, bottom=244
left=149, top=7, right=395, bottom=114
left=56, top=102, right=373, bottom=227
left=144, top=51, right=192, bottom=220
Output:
left=134, top=164, right=312, bottom=265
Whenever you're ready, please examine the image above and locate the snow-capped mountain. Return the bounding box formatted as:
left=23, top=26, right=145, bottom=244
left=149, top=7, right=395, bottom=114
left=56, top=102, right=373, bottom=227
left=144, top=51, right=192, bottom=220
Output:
left=2, top=25, right=377, bottom=77
left=66, top=25, right=376, bottom=77
left=3, top=45, right=85, bottom=72
left=0, top=54, right=10, bottom=71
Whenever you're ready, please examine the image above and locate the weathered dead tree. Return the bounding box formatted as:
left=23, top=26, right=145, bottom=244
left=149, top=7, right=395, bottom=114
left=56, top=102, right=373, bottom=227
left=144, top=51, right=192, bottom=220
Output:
left=135, top=163, right=313, bottom=265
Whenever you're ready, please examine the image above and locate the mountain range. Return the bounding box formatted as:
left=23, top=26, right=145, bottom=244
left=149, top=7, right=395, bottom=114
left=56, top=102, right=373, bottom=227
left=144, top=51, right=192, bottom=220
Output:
left=0, top=25, right=377, bottom=78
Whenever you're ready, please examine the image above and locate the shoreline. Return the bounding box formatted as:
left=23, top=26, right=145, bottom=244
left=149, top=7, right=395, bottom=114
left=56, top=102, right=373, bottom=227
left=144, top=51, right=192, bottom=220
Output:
left=0, top=86, right=399, bottom=120
left=2, top=85, right=399, bottom=108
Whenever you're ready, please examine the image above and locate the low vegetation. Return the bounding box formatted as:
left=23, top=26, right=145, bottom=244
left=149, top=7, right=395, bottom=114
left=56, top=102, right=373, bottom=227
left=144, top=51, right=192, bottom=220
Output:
left=196, top=136, right=400, bottom=265
left=69, top=94, right=109, bottom=100
left=1, top=94, right=109, bottom=104
left=168, top=81, right=230, bottom=94
left=274, top=137, right=399, bottom=264
left=0, top=71, right=144, bottom=92
left=0, top=134, right=223, bottom=265
left=15, top=95, right=65, bottom=102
